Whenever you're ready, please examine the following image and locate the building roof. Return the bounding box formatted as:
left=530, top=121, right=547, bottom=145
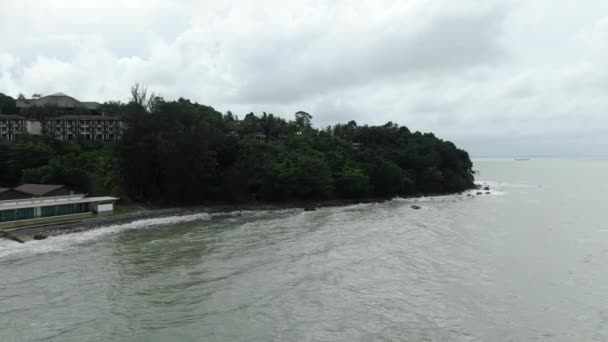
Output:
left=0, top=195, right=118, bottom=211
left=0, top=114, right=25, bottom=120
left=49, top=115, right=121, bottom=121
left=16, top=93, right=101, bottom=110
left=13, top=184, right=65, bottom=196
left=81, top=102, right=101, bottom=110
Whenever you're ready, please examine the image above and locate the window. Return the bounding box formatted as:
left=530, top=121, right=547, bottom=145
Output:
left=0, top=210, right=15, bottom=222
left=41, top=206, right=56, bottom=217
left=15, top=208, right=34, bottom=220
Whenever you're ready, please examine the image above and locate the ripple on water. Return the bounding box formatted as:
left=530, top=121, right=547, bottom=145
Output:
left=2, top=165, right=607, bottom=341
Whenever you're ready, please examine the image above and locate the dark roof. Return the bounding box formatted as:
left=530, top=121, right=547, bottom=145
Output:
left=16, top=93, right=101, bottom=110
left=81, top=102, right=101, bottom=110
left=13, top=184, right=65, bottom=196
left=49, top=115, right=121, bottom=121
left=0, top=114, right=25, bottom=120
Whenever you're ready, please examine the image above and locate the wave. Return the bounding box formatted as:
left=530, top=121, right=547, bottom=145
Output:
left=393, top=185, right=508, bottom=206
left=475, top=180, right=534, bottom=189
left=0, top=213, right=211, bottom=260
left=210, top=208, right=300, bottom=219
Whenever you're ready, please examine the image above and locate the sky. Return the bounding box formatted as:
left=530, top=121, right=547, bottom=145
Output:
left=1, top=0, right=608, bottom=157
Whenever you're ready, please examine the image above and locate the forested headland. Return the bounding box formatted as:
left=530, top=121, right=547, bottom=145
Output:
left=0, top=87, right=475, bottom=206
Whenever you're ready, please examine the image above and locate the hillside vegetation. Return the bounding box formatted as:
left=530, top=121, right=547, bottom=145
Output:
left=0, top=88, right=475, bottom=205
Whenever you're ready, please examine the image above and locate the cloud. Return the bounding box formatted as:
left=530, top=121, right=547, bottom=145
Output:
left=1, top=0, right=608, bottom=156
left=230, top=5, right=508, bottom=103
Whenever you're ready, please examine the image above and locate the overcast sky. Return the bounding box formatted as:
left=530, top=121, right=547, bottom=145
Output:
left=1, top=0, right=607, bottom=156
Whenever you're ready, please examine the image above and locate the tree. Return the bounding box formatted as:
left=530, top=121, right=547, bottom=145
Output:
left=276, top=152, right=334, bottom=199
left=336, top=166, right=369, bottom=198
left=129, top=83, right=157, bottom=111
left=18, top=88, right=474, bottom=205
left=294, top=111, right=312, bottom=134
left=100, top=101, right=125, bottom=116
left=370, top=160, right=403, bottom=197
left=0, top=93, right=17, bottom=114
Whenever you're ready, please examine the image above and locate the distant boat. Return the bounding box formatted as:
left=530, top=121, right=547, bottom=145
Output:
left=515, top=158, right=530, bottom=161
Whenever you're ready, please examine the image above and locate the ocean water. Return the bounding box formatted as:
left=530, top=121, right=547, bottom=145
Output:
left=1, top=158, right=608, bottom=341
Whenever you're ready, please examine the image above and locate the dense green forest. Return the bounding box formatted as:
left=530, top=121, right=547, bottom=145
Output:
left=0, top=88, right=475, bottom=205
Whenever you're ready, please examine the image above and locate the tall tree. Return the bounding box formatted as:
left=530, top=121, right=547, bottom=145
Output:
left=0, top=93, right=17, bottom=114
left=294, top=111, right=312, bottom=134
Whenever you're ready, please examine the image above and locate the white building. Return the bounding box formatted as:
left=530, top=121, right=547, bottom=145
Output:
left=0, top=193, right=118, bottom=226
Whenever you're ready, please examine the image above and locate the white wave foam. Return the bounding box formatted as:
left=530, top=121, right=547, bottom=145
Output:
left=210, top=208, right=299, bottom=219
left=393, top=188, right=507, bottom=205
left=339, top=201, right=384, bottom=211
left=0, top=213, right=211, bottom=260
left=475, top=180, right=533, bottom=189
left=466, top=190, right=506, bottom=196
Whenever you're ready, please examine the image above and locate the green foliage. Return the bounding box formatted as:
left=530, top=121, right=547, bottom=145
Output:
left=0, top=88, right=475, bottom=205
left=112, top=96, right=473, bottom=205
left=275, top=152, right=334, bottom=199
left=0, top=139, right=55, bottom=186
left=21, top=148, right=116, bottom=196
left=0, top=93, right=17, bottom=114
left=0, top=134, right=119, bottom=197
left=336, top=167, right=369, bottom=198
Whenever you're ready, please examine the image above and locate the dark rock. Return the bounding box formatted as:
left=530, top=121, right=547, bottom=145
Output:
left=304, top=206, right=316, bottom=212
left=476, top=192, right=483, bottom=195
left=485, top=192, right=491, bottom=195
left=410, top=205, right=422, bottom=210
left=483, top=186, right=490, bottom=191
left=467, top=194, right=472, bottom=197
left=33, top=233, right=47, bottom=240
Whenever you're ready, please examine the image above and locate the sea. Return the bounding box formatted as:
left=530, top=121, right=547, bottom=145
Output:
left=1, top=158, right=607, bottom=341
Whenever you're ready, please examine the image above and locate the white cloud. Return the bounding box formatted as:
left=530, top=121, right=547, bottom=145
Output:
left=1, top=0, right=608, bottom=156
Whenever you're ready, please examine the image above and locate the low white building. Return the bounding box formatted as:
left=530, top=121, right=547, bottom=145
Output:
left=0, top=194, right=118, bottom=225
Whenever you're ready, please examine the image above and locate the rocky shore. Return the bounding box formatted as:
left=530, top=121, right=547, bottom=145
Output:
left=0, top=198, right=388, bottom=243
left=1, top=188, right=491, bottom=243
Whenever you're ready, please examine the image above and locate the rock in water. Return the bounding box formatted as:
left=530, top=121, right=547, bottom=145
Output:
left=304, top=206, right=316, bottom=212
left=483, top=186, right=490, bottom=191
left=485, top=192, right=491, bottom=195
left=476, top=192, right=483, bottom=195
left=410, top=205, right=422, bottom=210
left=33, top=233, right=47, bottom=240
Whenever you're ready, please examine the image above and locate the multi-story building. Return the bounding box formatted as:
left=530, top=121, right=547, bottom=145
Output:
left=11, top=92, right=122, bottom=141
left=45, top=115, right=121, bottom=141
left=0, top=115, right=26, bottom=141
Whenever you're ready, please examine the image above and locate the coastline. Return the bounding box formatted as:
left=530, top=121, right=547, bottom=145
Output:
left=0, top=192, right=476, bottom=243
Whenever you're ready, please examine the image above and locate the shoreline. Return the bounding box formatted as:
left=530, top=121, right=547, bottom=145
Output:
left=0, top=192, right=477, bottom=243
